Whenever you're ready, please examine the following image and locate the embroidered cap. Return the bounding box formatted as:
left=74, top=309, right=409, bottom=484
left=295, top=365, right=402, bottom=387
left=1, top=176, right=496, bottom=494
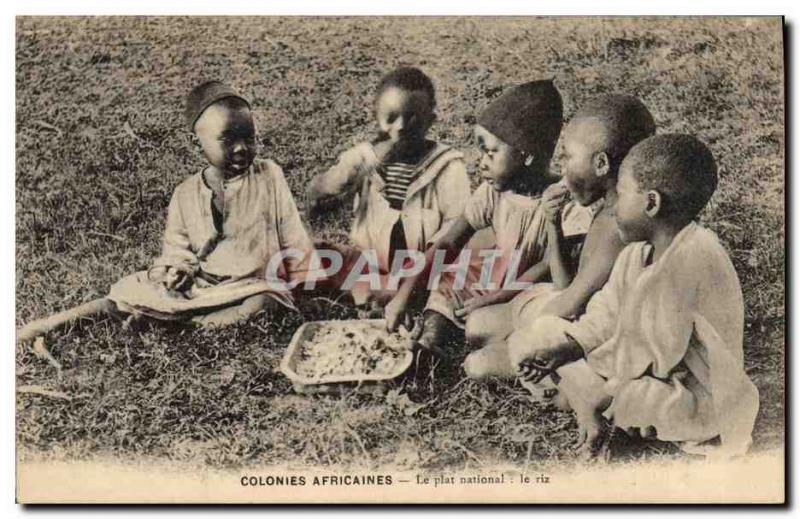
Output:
left=477, top=79, right=563, bottom=159
left=185, top=81, right=250, bottom=132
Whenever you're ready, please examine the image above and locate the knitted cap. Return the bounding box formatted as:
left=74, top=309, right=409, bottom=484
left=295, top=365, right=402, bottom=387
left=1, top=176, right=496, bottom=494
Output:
left=477, top=79, right=563, bottom=158
left=185, top=81, right=250, bottom=131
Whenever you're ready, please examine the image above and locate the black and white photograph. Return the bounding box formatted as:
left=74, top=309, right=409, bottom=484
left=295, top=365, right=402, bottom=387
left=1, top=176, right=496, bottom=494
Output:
left=11, top=14, right=785, bottom=503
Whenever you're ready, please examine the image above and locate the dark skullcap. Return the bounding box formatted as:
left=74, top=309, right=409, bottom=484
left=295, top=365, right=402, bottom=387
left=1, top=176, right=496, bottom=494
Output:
left=477, top=79, right=563, bottom=159
left=185, top=81, right=250, bottom=132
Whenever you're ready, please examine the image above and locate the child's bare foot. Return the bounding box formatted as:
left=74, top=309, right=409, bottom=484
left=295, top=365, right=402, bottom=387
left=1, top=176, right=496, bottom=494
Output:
left=415, top=311, right=457, bottom=358
left=575, top=412, right=612, bottom=462
left=17, top=321, right=45, bottom=344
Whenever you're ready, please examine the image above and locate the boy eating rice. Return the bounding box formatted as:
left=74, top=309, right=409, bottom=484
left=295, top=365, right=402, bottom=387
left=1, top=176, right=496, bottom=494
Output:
left=17, top=81, right=313, bottom=342
left=510, top=134, right=759, bottom=459
left=306, top=67, right=470, bottom=312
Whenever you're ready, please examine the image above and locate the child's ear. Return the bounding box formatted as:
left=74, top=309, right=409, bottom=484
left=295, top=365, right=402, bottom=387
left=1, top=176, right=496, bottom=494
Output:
left=593, top=151, right=610, bottom=178
left=645, top=190, right=662, bottom=218
left=425, top=110, right=437, bottom=131
left=187, top=132, right=202, bottom=151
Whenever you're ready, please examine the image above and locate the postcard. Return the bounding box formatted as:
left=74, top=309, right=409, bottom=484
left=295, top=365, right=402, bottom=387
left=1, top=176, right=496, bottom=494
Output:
left=14, top=15, right=785, bottom=504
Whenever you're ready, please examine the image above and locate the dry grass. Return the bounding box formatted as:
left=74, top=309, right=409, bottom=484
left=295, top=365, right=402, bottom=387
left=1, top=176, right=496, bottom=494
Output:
left=15, top=16, right=784, bottom=470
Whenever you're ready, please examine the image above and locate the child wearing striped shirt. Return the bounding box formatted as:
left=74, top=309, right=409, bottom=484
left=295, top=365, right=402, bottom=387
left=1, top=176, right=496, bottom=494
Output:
left=307, top=67, right=470, bottom=309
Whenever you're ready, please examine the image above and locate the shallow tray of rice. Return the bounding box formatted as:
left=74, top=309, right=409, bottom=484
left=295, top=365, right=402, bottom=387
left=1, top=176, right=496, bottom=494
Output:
left=280, top=319, right=414, bottom=392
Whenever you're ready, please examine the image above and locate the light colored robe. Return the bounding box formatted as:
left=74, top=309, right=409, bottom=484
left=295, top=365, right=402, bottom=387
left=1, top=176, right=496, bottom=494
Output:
left=319, top=141, right=470, bottom=305
left=426, top=182, right=598, bottom=326
left=108, top=159, right=313, bottom=318
left=509, top=223, right=759, bottom=457
left=325, top=141, right=470, bottom=270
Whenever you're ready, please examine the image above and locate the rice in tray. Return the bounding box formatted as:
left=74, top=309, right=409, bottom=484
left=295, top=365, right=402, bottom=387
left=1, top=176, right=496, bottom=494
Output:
left=294, top=321, right=409, bottom=381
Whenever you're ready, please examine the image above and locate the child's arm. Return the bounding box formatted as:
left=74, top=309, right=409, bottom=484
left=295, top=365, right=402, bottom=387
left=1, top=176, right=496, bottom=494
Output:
left=542, top=183, right=572, bottom=289
left=305, top=143, right=378, bottom=215
left=459, top=182, right=570, bottom=316
left=429, top=158, right=471, bottom=244
left=385, top=214, right=476, bottom=331
left=452, top=183, right=566, bottom=318
left=453, top=258, right=551, bottom=318
left=539, top=212, right=625, bottom=319
left=150, top=188, right=199, bottom=289
left=509, top=247, right=627, bottom=379
left=546, top=220, right=571, bottom=290
left=272, top=161, right=316, bottom=288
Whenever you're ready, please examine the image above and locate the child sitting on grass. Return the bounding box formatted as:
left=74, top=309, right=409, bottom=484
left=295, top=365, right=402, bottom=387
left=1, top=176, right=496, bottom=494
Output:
left=464, top=95, right=655, bottom=380
left=386, top=79, right=593, bottom=353
left=510, top=134, right=760, bottom=459
left=306, top=67, right=470, bottom=311
left=17, top=81, right=314, bottom=343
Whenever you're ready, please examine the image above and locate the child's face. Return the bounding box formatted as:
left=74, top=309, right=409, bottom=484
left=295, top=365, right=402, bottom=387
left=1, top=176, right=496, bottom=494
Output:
left=615, top=163, right=652, bottom=243
left=474, top=125, right=527, bottom=192
left=194, top=102, right=256, bottom=175
left=560, top=117, right=608, bottom=206
left=376, top=86, right=434, bottom=148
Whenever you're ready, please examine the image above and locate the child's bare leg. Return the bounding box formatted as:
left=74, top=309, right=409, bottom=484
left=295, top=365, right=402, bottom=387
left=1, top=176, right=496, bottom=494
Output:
left=556, top=360, right=613, bottom=459
left=191, top=294, right=277, bottom=328
left=464, top=303, right=514, bottom=348
left=17, top=297, right=116, bottom=344
left=463, top=340, right=517, bottom=379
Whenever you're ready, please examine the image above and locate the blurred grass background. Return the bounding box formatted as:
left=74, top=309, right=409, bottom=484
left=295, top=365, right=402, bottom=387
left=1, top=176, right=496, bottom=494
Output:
left=15, top=16, right=784, bottom=469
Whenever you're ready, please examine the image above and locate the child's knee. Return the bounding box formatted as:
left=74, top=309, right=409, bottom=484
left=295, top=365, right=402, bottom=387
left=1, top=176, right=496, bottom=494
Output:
left=463, top=343, right=514, bottom=380
left=464, top=316, right=486, bottom=346
left=464, top=309, right=494, bottom=346
left=463, top=350, right=488, bottom=379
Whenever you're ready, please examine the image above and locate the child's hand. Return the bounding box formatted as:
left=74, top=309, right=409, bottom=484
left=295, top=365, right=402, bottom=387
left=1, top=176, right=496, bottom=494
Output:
left=163, top=266, right=194, bottom=292
left=385, top=294, right=413, bottom=333
left=453, top=293, right=498, bottom=319
left=372, top=138, right=395, bottom=164
left=542, top=182, right=570, bottom=225
left=516, top=342, right=583, bottom=384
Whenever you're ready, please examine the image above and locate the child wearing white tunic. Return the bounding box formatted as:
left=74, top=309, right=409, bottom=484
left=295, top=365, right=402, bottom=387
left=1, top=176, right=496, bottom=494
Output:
left=509, top=134, right=759, bottom=459
left=17, top=81, right=313, bottom=342
left=109, top=156, right=312, bottom=322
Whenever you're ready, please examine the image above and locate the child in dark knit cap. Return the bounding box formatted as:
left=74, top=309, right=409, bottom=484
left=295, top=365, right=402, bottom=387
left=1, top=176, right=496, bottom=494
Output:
left=306, top=67, right=470, bottom=312
left=385, top=79, right=596, bottom=356
left=464, top=95, right=655, bottom=386
left=17, top=81, right=314, bottom=343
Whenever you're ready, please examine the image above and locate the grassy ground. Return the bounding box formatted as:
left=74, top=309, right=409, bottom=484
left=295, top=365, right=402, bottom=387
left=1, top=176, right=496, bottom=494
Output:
left=15, top=16, right=784, bottom=471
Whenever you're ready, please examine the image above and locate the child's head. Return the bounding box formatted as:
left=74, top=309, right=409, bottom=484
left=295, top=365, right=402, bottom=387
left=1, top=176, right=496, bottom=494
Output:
left=616, top=134, right=718, bottom=243
left=561, top=95, right=655, bottom=206
left=186, top=81, right=255, bottom=175
left=375, top=67, right=436, bottom=150
left=474, top=79, right=563, bottom=192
